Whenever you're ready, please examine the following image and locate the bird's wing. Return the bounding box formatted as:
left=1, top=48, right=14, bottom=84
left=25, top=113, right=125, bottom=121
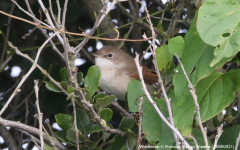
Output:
left=127, top=65, right=158, bottom=84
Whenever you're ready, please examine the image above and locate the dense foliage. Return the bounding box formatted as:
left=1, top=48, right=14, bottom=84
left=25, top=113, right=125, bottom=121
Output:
left=1, top=0, right=240, bottom=150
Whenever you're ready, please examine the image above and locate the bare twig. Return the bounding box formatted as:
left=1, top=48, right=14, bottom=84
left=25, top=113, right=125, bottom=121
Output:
left=0, top=32, right=59, bottom=116
left=72, top=96, right=79, bottom=150
left=175, top=54, right=209, bottom=150
left=34, top=80, right=44, bottom=150
left=183, top=135, right=199, bottom=150
left=24, top=0, right=65, bottom=60
left=213, top=124, right=223, bottom=150
left=235, top=129, right=240, bottom=150
left=134, top=54, right=192, bottom=149
left=0, top=118, right=67, bottom=150
left=1, top=2, right=15, bottom=63
left=0, top=10, right=153, bottom=42
left=37, top=0, right=64, bottom=44
left=111, top=102, right=132, bottom=117
left=137, top=97, right=144, bottom=150
left=137, top=0, right=179, bottom=148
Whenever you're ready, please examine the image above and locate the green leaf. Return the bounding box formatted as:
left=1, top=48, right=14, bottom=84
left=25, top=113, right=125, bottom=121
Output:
left=76, top=108, right=100, bottom=135
left=100, top=108, right=113, bottom=123
left=197, top=0, right=240, bottom=66
left=77, top=72, right=83, bottom=85
left=55, top=131, right=76, bottom=147
left=55, top=114, right=73, bottom=131
left=83, top=89, right=91, bottom=101
left=171, top=89, right=194, bottom=136
left=142, top=98, right=175, bottom=147
left=105, top=136, right=126, bottom=150
left=84, top=65, right=101, bottom=97
left=94, top=93, right=106, bottom=100
left=156, top=21, right=164, bottom=33
left=60, top=81, right=68, bottom=89
left=60, top=67, right=69, bottom=84
left=168, top=36, right=184, bottom=58
left=55, top=131, right=68, bottom=142
left=188, top=128, right=213, bottom=149
left=67, top=85, right=74, bottom=94
left=173, top=69, right=240, bottom=135
left=173, top=12, right=216, bottom=105
left=218, top=125, right=240, bottom=150
left=197, top=69, right=240, bottom=121
left=127, top=80, right=146, bottom=112
left=96, top=95, right=115, bottom=108
left=45, top=81, right=62, bottom=93
left=119, top=116, right=135, bottom=131
left=125, top=132, right=138, bottom=150
left=66, top=128, right=84, bottom=144
left=156, top=45, right=173, bottom=71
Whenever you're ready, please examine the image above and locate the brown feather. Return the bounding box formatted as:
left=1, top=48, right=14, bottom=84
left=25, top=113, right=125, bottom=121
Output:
left=129, top=66, right=158, bottom=84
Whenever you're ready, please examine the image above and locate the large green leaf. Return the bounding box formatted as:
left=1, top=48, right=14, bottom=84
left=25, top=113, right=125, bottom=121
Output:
left=143, top=98, right=175, bottom=148
left=172, top=69, right=240, bottom=135
left=127, top=79, right=146, bottom=112
left=197, top=0, right=240, bottom=66
left=156, top=45, right=173, bottom=71
left=173, top=12, right=216, bottom=105
left=55, top=114, right=73, bottom=131
left=84, top=65, right=101, bottom=97
left=197, top=69, right=240, bottom=121
left=127, top=80, right=175, bottom=147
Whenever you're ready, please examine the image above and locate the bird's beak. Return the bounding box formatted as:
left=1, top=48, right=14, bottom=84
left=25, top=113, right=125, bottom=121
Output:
left=90, top=52, right=98, bottom=57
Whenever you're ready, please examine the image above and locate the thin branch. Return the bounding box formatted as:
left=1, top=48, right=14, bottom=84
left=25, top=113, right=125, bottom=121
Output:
left=111, top=102, right=132, bottom=117
left=1, top=2, right=15, bottom=63
left=72, top=97, right=79, bottom=150
left=24, top=0, right=65, bottom=60
left=37, top=0, right=64, bottom=45
left=0, top=10, right=153, bottom=42
left=137, top=0, right=179, bottom=148
left=0, top=32, right=58, bottom=116
left=175, top=54, right=209, bottom=150
left=137, top=97, right=144, bottom=150
left=235, top=129, right=240, bottom=150
left=213, top=124, right=223, bottom=150
left=183, top=135, right=199, bottom=150
left=134, top=54, right=192, bottom=149
left=0, top=118, right=67, bottom=150
left=34, top=80, right=44, bottom=150
left=116, top=3, right=165, bottom=37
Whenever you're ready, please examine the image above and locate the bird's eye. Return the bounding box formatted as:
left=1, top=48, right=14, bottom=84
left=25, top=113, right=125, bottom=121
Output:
left=107, top=53, right=113, bottom=58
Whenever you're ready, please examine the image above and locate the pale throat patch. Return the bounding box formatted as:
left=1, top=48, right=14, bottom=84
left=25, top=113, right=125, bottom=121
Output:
left=95, top=57, right=116, bottom=69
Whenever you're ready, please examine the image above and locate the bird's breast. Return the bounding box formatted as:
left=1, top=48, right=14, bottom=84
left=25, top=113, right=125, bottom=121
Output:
left=99, top=68, right=131, bottom=101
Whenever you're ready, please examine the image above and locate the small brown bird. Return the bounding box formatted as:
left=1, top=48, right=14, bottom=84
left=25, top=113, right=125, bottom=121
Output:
left=91, top=46, right=158, bottom=101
